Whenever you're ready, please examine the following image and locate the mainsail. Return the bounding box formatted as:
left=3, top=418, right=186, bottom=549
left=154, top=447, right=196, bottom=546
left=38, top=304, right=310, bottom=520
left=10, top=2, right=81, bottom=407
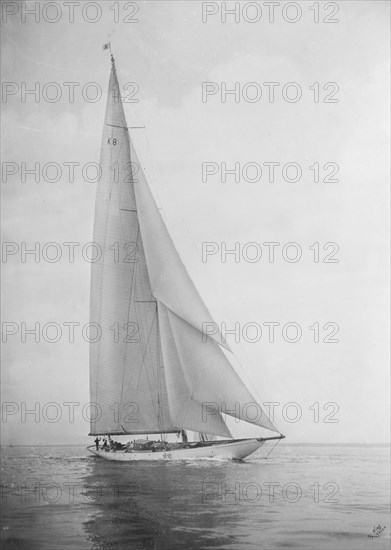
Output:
left=89, top=56, right=176, bottom=435
left=89, top=55, right=278, bottom=437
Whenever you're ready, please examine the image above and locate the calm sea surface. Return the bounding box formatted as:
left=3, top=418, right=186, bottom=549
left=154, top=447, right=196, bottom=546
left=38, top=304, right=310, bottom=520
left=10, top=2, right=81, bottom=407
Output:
left=1, top=444, right=389, bottom=550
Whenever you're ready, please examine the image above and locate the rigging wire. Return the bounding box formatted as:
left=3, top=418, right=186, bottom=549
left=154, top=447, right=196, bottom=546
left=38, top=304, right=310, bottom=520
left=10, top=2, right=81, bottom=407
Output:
left=262, top=437, right=283, bottom=460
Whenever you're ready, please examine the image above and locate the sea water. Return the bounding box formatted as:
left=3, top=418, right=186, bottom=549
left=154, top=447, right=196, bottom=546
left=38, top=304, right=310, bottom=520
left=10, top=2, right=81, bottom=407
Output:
left=1, top=444, right=389, bottom=550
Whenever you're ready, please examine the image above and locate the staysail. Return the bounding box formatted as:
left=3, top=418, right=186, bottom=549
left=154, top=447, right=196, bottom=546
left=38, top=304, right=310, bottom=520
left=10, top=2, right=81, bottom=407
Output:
left=89, top=55, right=277, bottom=437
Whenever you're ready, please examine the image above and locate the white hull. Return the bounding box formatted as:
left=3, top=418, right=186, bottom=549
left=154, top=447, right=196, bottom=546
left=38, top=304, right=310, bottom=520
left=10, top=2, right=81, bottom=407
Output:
left=87, top=438, right=265, bottom=462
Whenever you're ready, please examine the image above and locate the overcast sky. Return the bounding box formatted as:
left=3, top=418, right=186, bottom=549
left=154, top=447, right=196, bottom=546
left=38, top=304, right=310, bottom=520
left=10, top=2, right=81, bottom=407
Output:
left=1, top=1, right=389, bottom=445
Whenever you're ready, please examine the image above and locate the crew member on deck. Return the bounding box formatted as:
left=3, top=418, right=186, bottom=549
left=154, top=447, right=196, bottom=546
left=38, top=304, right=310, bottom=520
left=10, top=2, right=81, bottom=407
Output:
left=181, top=430, right=188, bottom=444
left=94, top=437, right=101, bottom=450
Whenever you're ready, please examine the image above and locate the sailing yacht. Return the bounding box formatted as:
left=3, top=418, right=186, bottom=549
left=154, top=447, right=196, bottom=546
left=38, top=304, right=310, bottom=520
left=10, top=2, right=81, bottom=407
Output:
left=87, top=51, right=284, bottom=461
